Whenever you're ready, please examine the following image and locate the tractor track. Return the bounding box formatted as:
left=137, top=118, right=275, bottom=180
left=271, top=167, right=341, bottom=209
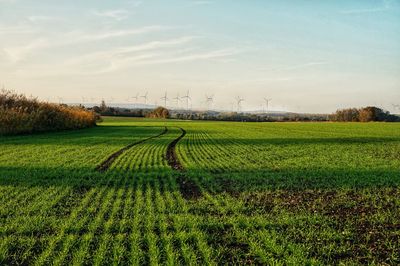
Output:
left=96, top=127, right=168, bottom=172
left=166, top=127, right=202, bottom=200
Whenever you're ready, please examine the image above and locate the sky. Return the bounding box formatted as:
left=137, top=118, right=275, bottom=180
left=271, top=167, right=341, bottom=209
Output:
left=0, top=0, right=399, bottom=113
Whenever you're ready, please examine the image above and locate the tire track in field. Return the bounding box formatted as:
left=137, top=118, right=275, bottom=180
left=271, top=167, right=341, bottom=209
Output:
left=96, top=127, right=168, bottom=172
left=166, top=127, right=202, bottom=200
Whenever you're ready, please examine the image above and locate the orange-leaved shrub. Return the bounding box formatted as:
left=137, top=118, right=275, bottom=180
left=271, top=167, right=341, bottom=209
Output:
left=146, top=106, right=169, bottom=119
left=0, top=90, right=98, bottom=135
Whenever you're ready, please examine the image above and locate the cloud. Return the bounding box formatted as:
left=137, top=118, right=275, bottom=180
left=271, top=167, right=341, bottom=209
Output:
left=3, top=39, right=47, bottom=62
left=259, top=61, right=328, bottom=72
left=139, top=48, right=239, bottom=65
left=127, top=0, right=142, bottom=8
left=15, top=45, right=240, bottom=77
left=92, top=9, right=130, bottom=21
left=65, top=38, right=235, bottom=73
left=81, top=48, right=239, bottom=74
left=64, top=36, right=196, bottom=66
left=27, top=16, right=60, bottom=23
left=79, top=26, right=168, bottom=41
left=340, top=0, right=391, bottom=14
left=277, top=62, right=328, bottom=71
left=1, top=25, right=169, bottom=62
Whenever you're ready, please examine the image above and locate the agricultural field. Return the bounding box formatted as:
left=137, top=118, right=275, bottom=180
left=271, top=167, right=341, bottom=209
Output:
left=0, top=116, right=399, bottom=265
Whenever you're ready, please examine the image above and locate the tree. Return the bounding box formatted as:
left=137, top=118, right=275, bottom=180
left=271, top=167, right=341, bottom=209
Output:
left=331, top=106, right=399, bottom=122
left=358, top=107, right=376, bottom=122
left=100, top=100, right=107, bottom=112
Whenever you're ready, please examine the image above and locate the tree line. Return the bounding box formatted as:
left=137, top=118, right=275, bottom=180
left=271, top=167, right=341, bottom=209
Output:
left=92, top=101, right=399, bottom=122
left=91, top=101, right=170, bottom=118
left=330, top=107, right=399, bottom=122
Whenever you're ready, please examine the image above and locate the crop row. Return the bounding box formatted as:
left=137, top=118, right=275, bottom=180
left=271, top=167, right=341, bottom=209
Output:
left=2, top=183, right=398, bottom=264
left=1, top=173, right=219, bottom=265
left=176, top=124, right=400, bottom=190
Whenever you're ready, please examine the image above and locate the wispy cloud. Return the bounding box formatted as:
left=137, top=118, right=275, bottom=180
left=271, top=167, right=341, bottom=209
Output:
left=260, top=61, right=328, bottom=72
left=64, top=36, right=197, bottom=66
left=340, top=0, right=391, bottom=14
left=27, top=16, right=60, bottom=23
left=3, top=39, right=47, bottom=62
left=16, top=45, right=239, bottom=77
left=277, top=62, right=328, bottom=71
left=92, top=9, right=130, bottom=21
left=2, top=25, right=169, bottom=62
left=84, top=48, right=239, bottom=74
left=127, top=0, right=143, bottom=8
left=64, top=39, right=236, bottom=74
left=139, top=48, right=238, bottom=65
left=74, top=26, right=169, bottom=42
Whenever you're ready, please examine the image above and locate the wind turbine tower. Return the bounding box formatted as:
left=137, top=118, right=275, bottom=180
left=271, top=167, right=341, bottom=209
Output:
left=205, top=94, right=214, bottom=111
left=130, top=93, right=138, bottom=107
left=173, top=93, right=180, bottom=109
left=141, top=91, right=148, bottom=105
left=160, top=91, right=168, bottom=108
left=181, top=90, right=191, bottom=110
left=236, top=96, right=244, bottom=112
left=264, top=98, right=272, bottom=113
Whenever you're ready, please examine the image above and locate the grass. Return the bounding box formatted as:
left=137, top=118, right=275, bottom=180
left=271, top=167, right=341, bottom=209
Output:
left=0, top=116, right=399, bottom=265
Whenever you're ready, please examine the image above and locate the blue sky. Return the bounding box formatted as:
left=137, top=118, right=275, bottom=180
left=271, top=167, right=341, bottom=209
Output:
left=0, top=0, right=399, bottom=113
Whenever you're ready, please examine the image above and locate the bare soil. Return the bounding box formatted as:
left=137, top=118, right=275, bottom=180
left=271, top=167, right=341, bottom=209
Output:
left=166, top=127, right=202, bottom=199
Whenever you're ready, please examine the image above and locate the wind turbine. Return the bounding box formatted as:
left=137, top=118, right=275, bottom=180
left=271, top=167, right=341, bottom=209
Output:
left=181, top=90, right=191, bottom=110
left=173, top=93, right=181, bottom=109
left=132, top=93, right=139, bottom=102
left=205, top=94, right=214, bottom=110
left=264, top=98, right=272, bottom=113
left=236, top=96, right=244, bottom=112
left=131, top=93, right=139, bottom=108
left=141, top=91, right=148, bottom=105
left=160, top=91, right=168, bottom=108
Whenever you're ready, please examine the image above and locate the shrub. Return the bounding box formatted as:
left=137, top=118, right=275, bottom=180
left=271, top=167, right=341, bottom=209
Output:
left=0, top=90, right=98, bottom=135
left=146, top=106, right=169, bottom=119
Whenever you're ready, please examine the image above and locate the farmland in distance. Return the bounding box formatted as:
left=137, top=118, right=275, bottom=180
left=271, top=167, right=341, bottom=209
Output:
left=1, top=116, right=399, bottom=265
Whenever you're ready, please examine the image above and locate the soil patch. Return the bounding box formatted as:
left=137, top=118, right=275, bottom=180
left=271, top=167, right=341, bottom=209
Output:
left=166, top=127, right=202, bottom=199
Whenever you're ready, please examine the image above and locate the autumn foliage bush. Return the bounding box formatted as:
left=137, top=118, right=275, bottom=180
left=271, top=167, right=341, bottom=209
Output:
left=146, top=106, right=170, bottom=119
left=0, top=90, right=98, bottom=135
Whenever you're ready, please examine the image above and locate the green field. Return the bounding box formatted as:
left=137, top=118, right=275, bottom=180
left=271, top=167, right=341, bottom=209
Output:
left=1, top=117, right=399, bottom=265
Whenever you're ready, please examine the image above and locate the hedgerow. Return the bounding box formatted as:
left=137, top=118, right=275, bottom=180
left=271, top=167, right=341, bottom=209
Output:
left=0, top=90, right=98, bottom=135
